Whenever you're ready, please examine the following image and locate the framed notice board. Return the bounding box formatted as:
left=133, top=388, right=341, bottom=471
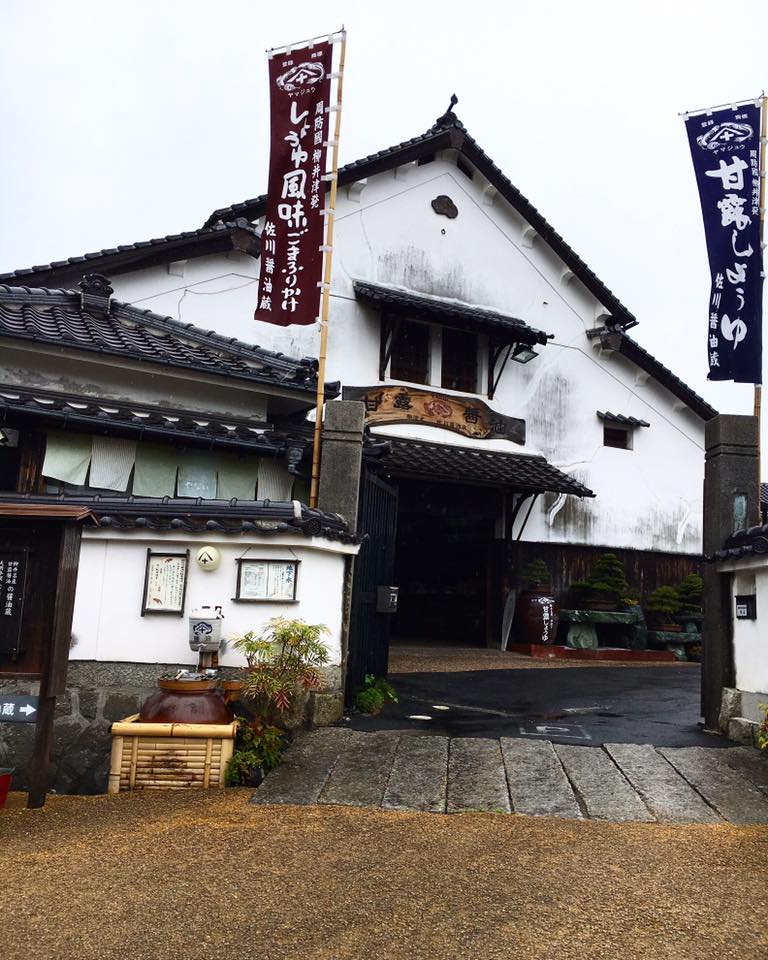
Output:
left=141, top=550, right=189, bottom=616
left=235, top=559, right=299, bottom=602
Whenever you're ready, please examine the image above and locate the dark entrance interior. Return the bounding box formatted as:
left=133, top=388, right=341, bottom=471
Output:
left=391, top=480, right=501, bottom=646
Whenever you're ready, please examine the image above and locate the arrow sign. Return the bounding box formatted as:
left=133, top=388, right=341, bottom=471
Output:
left=0, top=695, right=39, bottom=724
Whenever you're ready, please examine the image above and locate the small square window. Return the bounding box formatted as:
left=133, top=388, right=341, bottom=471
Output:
left=603, top=425, right=631, bottom=450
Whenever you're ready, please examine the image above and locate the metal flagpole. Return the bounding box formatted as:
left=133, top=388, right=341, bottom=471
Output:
left=309, top=29, right=347, bottom=509
left=757, top=94, right=767, bottom=512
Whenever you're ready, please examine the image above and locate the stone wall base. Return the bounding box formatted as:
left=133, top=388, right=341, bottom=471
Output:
left=0, top=660, right=343, bottom=795
left=719, top=686, right=767, bottom=748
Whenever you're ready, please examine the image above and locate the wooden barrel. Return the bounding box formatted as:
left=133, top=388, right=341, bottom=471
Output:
left=514, top=590, right=560, bottom=645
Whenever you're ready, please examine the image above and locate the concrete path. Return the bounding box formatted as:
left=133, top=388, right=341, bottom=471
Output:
left=252, top=728, right=768, bottom=825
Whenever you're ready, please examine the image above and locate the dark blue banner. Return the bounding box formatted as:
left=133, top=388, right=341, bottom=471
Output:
left=686, top=102, right=763, bottom=384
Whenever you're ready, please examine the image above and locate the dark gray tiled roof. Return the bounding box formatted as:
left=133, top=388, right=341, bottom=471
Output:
left=712, top=521, right=768, bottom=560
left=374, top=437, right=594, bottom=497
left=0, top=223, right=240, bottom=287
left=2, top=110, right=638, bottom=333
left=0, top=494, right=358, bottom=543
left=597, top=411, right=650, bottom=428
left=352, top=280, right=551, bottom=346
left=205, top=110, right=639, bottom=331
left=593, top=329, right=718, bottom=421
left=0, top=277, right=329, bottom=396
left=761, top=482, right=768, bottom=507
left=0, top=384, right=306, bottom=455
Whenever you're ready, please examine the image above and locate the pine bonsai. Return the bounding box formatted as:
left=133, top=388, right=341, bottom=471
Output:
left=676, top=574, right=703, bottom=615
left=645, top=585, right=682, bottom=622
left=570, top=553, right=629, bottom=606
left=520, top=559, right=551, bottom=589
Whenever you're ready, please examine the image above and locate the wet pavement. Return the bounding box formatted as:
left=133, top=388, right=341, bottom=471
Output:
left=349, top=664, right=722, bottom=748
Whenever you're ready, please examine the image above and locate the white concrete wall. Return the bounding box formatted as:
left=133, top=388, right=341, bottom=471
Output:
left=70, top=529, right=356, bottom=668
left=108, top=152, right=706, bottom=555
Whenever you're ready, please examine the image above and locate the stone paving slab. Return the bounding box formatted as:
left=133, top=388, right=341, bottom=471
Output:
left=501, top=738, right=582, bottom=819
left=252, top=729, right=768, bottom=825
left=319, top=731, right=400, bottom=807
left=447, top=738, right=511, bottom=814
left=604, top=743, right=720, bottom=823
left=721, top=746, right=768, bottom=796
left=554, top=744, right=653, bottom=822
left=251, top=727, right=351, bottom=805
left=383, top=735, right=449, bottom=813
left=660, top=746, right=768, bottom=824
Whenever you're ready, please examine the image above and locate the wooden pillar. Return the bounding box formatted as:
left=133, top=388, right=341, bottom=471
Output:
left=26, top=694, right=56, bottom=809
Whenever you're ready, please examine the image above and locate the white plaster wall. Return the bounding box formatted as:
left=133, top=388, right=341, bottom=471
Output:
left=70, top=530, right=356, bottom=668
left=721, top=560, right=768, bottom=694
left=107, top=154, right=705, bottom=555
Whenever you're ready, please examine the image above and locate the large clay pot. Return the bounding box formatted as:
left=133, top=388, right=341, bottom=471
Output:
left=139, top=678, right=234, bottom=725
left=514, top=588, right=560, bottom=645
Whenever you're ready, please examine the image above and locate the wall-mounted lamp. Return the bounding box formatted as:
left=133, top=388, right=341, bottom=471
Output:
left=512, top=344, right=539, bottom=364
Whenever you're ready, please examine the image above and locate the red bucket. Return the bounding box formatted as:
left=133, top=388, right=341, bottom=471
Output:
left=0, top=768, right=13, bottom=809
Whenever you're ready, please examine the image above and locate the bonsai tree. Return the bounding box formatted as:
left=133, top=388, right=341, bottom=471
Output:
left=570, top=553, right=629, bottom=607
left=520, top=559, right=552, bottom=590
left=676, top=573, right=703, bottom=616
left=231, top=617, right=330, bottom=724
left=644, top=585, right=682, bottom=625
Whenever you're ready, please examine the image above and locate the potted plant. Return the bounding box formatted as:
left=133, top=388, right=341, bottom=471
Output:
left=232, top=617, right=331, bottom=725
left=354, top=674, right=399, bottom=715
left=225, top=720, right=284, bottom=787
left=513, top=559, right=560, bottom=645
left=569, top=553, right=629, bottom=611
left=644, top=585, right=682, bottom=632
left=675, top=573, right=703, bottom=625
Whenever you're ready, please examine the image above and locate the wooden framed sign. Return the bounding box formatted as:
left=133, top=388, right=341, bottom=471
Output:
left=235, top=559, right=298, bottom=602
left=141, top=549, right=189, bottom=616
left=343, top=385, right=525, bottom=443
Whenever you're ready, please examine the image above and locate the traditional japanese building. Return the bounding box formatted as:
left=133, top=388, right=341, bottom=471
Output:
left=0, top=275, right=357, bottom=790
left=0, top=105, right=716, bottom=712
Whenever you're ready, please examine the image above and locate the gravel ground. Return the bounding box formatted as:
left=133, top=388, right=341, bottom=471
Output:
left=389, top=644, right=699, bottom=674
left=1, top=789, right=766, bottom=960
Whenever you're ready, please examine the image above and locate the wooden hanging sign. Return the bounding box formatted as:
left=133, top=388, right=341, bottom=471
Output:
left=343, top=385, right=525, bottom=444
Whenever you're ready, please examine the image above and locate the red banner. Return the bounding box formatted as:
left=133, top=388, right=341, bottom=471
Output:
left=255, top=42, right=333, bottom=326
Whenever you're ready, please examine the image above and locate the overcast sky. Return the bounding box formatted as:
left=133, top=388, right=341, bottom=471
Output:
left=4, top=0, right=768, bottom=449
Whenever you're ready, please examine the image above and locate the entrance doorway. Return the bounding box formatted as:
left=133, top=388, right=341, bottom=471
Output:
left=391, top=480, right=501, bottom=647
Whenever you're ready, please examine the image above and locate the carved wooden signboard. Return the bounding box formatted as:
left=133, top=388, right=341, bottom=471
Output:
left=344, top=386, right=525, bottom=444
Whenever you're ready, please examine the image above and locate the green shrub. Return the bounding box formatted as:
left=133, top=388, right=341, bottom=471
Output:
left=676, top=574, right=704, bottom=614
left=231, top=617, right=330, bottom=724
left=645, top=585, right=682, bottom=619
left=520, top=559, right=551, bottom=588
left=355, top=687, right=385, bottom=715
left=570, top=553, right=629, bottom=603
left=355, top=674, right=398, bottom=715
left=225, top=721, right=284, bottom=786
left=758, top=704, right=768, bottom=751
